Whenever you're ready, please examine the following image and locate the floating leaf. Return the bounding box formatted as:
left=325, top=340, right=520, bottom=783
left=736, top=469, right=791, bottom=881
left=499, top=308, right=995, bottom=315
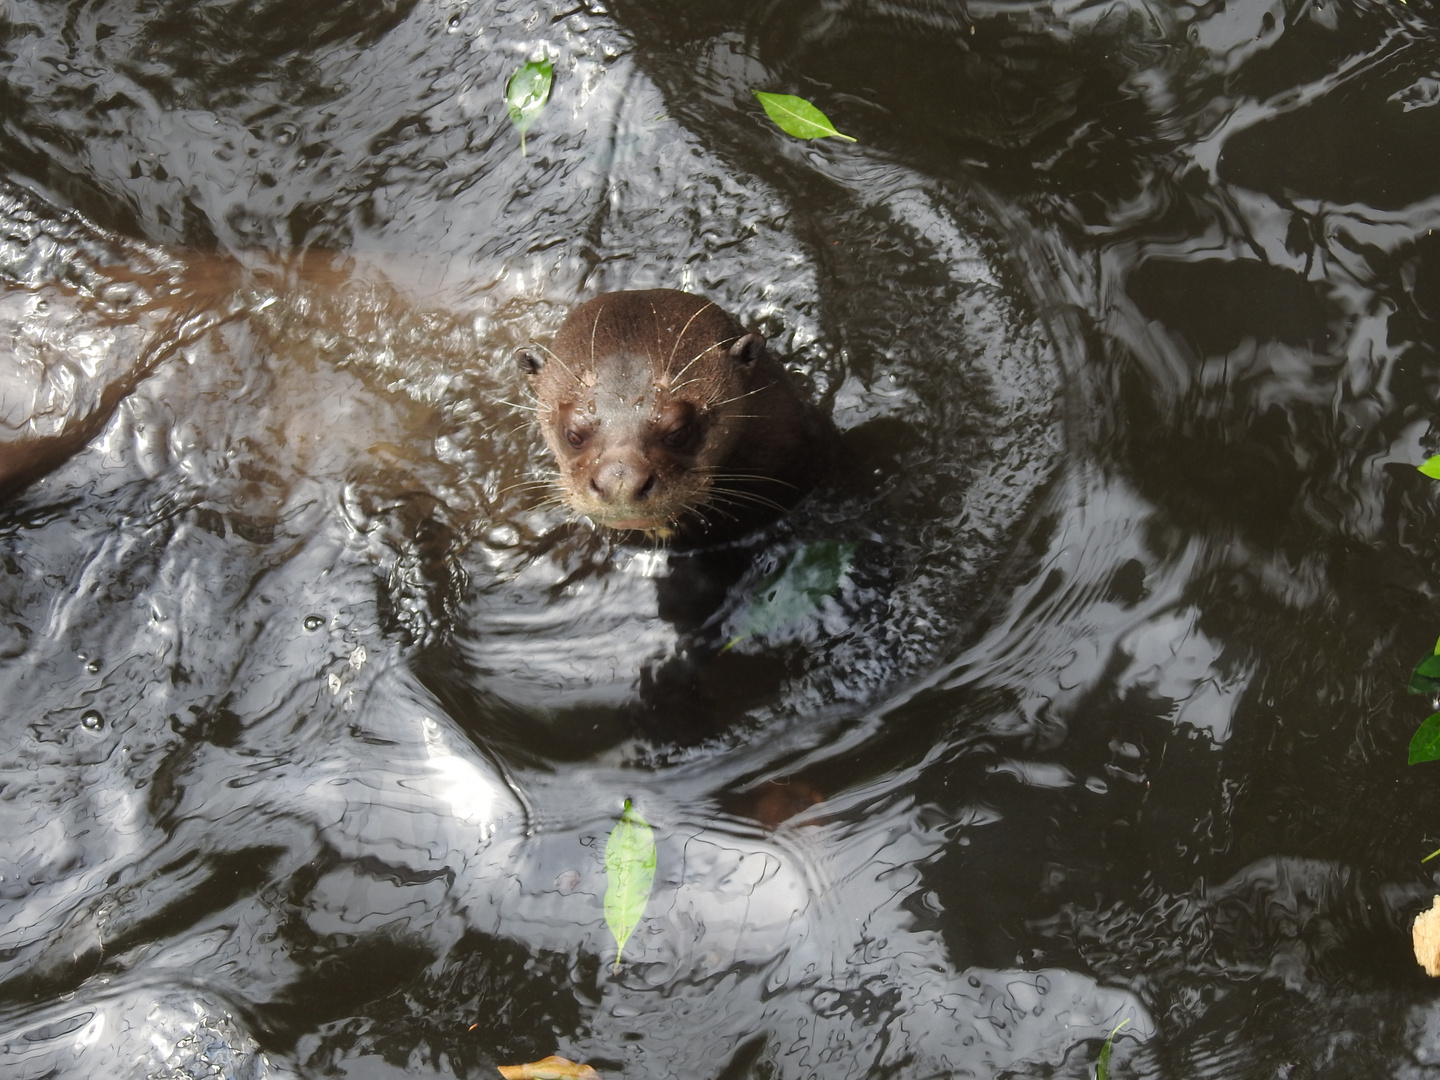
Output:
left=1096, top=1018, right=1130, bottom=1080
left=506, top=58, right=553, bottom=157
left=1420, top=455, right=1440, bottom=480
left=753, top=91, right=857, bottom=143
left=497, top=1056, right=602, bottom=1080
left=1416, top=896, right=1440, bottom=975
left=604, top=799, right=655, bottom=968
left=1411, top=713, right=1440, bottom=765
left=725, top=540, right=856, bottom=650
left=1409, top=653, right=1440, bottom=696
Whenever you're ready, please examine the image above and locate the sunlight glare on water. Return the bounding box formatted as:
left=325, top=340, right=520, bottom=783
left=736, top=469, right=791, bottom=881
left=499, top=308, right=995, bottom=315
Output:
left=1, top=0, right=1440, bottom=1076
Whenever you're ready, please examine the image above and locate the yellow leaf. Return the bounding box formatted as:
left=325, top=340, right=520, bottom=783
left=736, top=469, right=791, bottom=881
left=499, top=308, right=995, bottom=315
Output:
left=1414, top=895, right=1440, bottom=975
left=497, top=1055, right=602, bottom=1080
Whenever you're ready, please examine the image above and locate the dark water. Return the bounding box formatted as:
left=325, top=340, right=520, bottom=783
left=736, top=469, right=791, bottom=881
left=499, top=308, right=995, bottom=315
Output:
left=2, top=0, right=1440, bottom=1076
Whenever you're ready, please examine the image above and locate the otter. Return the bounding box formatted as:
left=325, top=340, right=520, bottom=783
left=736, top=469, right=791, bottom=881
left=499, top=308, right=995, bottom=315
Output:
left=517, top=289, right=834, bottom=543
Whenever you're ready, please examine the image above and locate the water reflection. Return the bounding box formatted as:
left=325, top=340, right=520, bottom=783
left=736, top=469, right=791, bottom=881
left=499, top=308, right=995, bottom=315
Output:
left=2, top=0, right=1440, bottom=1076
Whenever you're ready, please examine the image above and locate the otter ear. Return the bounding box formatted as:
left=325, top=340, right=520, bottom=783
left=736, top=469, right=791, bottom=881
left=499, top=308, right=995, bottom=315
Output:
left=728, top=333, right=767, bottom=366
left=515, top=347, right=544, bottom=376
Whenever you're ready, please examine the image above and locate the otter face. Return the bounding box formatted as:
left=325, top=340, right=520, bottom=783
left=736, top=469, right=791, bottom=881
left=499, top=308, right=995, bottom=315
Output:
left=516, top=290, right=775, bottom=537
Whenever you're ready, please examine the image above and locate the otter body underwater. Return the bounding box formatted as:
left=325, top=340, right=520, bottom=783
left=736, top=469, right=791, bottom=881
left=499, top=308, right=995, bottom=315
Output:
left=517, top=289, right=836, bottom=544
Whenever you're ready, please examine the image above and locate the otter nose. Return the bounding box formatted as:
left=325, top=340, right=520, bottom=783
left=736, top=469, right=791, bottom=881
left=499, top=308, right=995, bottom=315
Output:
left=590, top=458, right=656, bottom=504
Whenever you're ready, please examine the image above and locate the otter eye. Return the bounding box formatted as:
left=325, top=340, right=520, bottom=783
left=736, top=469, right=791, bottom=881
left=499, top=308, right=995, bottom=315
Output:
left=661, top=423, right=694, bottom=449
left=565, top=429, right=586, bottom=448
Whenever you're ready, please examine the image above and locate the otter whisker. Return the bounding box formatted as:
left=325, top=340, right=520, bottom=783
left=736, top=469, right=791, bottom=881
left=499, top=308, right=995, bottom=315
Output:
left=680, top=497, right=736, bottom=528
left=707, top=385, right=770, bottom=408
left=649, top=299, right=661, bottom=370
left=667, top=300, right=719, bottom=368
left=705, top=489, right=792, bottom=516
left=499, top=418, right=544, bottom=440
left=502, top=493, right=569, bottom=513
left=538, top=498, right=573, bottom=514
left=714, top=485, right=792, bottom=507
left=706, top=471, right=804, bottom=491
left=669, top=345, right=720, bottom=386
left=496, top=478, right=560, bottom=497
left=589, top=300, right=609, bottom=369
left=673, top=331, right=744, bottom=383
left=525, top=340, right=583, bottom=385
left=698, top=504, right=741, bottom=526
left=706, top=478, right=798, bottom=504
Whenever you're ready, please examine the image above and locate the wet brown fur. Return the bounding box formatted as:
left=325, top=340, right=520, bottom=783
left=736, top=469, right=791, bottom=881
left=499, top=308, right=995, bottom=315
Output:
left=518, top=289, right=833, bottom=543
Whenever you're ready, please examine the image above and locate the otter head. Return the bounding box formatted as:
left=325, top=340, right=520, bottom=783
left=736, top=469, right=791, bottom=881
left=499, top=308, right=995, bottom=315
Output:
left=516, top=289, right=792, bottom=539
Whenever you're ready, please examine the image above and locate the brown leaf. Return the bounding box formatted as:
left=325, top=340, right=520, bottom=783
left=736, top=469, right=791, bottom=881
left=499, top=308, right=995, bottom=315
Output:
left=497, top=1055, right=602, bottom=1080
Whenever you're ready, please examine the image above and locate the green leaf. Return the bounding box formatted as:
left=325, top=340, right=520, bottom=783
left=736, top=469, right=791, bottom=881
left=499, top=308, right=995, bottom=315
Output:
left=506, top=58, right=553, bottom=157
left=725, top=540, right=856, bottom=650
left=1419, top=455, right=1440, bottom=480
left=604, top=799, right=655, bottom=968
left=1411, top=713, right=1440, bottom=765
left=1096, top=1018, right=1129, bottom=1080
left=1409, top=653, right=1440, bottom=696
left=753, top=91, right=857, bottom=143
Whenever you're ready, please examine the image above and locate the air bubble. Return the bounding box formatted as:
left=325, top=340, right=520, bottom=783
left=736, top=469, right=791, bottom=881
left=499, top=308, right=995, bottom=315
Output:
left=85, top=659, right=101, bottom=674
left=80, top=710, right=103, bottom=730
left=303, top=615, right=325, bottom=631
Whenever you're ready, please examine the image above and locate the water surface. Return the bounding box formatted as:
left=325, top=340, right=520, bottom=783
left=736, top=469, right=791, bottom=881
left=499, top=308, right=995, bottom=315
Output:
left=2, top=0, right=1440, bottom=1076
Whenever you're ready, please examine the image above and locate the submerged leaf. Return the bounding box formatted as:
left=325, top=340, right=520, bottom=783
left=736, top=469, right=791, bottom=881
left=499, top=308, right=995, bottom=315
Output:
left=1412, top=713, right=1440, bottom=765
left=726, top=540, right=856, bottom=650
left=497, top=1056, right=602, bottom=1080
left=753, top=91, right=857, bottom=142
left=604, top=799, right=656, bottom=967
left=506, top=58, right=553, bottom=156
left=1096, top=1018, right=1130, bottom=1080
left=1420, top=455, right=1440, bottom=480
